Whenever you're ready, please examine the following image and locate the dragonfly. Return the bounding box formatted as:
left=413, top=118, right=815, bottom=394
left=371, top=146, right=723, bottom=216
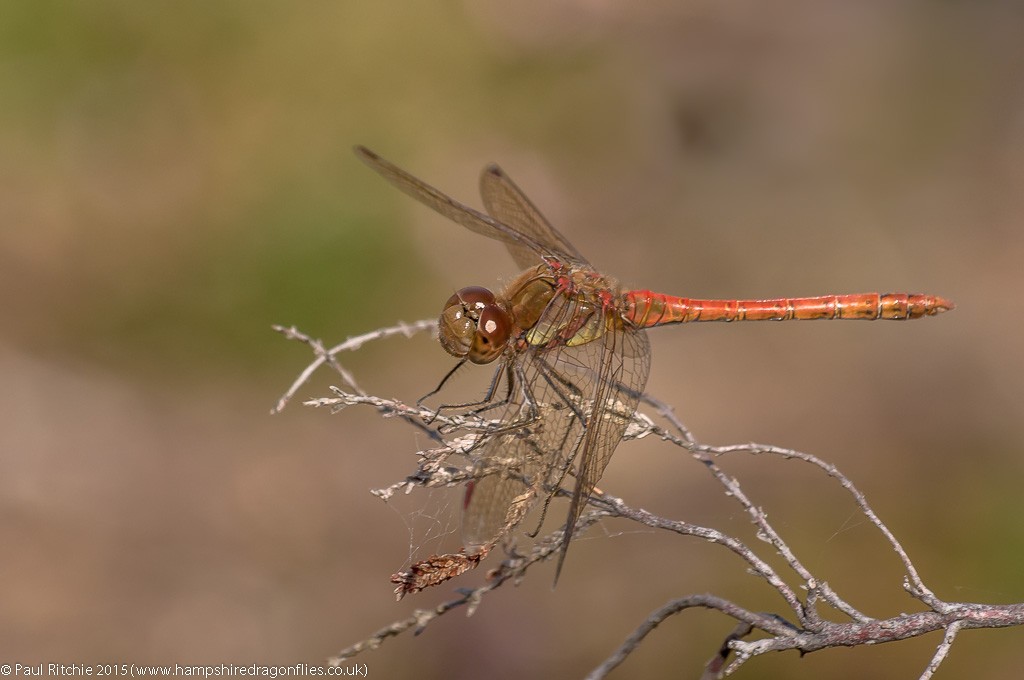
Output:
left=355, top=145, right=953, bottom=585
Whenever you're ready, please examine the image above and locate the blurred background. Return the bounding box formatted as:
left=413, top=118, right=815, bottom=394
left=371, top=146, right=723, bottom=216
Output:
left=3, top=1, right=1023, bottom=677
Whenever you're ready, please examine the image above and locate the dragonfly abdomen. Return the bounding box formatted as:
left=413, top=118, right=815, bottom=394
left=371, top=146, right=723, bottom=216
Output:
left=623, top=291, right=954, bottom=326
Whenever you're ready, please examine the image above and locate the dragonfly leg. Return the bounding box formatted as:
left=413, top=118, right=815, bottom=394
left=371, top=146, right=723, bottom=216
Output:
left=429, top=361, right=547, bottom=437
left=521, top=358, right=592, bottom=538
left=424, top=360, right=512, bottom=429
left=417, top=359, right=466, bottom=406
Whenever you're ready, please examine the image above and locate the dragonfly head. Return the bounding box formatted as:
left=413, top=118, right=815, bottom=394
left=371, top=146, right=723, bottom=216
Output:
left=439, top=286, right=511, bottom=364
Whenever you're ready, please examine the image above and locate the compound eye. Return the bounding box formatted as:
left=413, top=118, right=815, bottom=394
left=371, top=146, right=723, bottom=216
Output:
left=437, top=286, right=511, bottom=364
left=468, top=304, right=511, bottom=364
left=438, top=304, right=474, bottom=357
left=447, top=286, right=495, bottom=310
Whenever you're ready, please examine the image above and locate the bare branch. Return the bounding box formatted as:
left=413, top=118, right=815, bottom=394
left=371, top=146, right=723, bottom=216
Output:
left=586, top=595, right=795, bottom=680
left=279, top=322, right=1024, bottom=677
left=728, top=602, right=1024, bottom=658
left=920, top=620, right=963, bottom=680
left=271, top=319, right=436, bottom=414
left=328, top=513, right=606, bottom=665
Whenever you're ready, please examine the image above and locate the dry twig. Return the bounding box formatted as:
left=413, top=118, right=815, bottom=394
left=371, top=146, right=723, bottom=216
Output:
left=275, top=320, right=1024, bottom=678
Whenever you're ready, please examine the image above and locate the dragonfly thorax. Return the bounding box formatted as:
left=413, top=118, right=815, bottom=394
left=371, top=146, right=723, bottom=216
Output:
left=438, top=286, right=512, bottom=364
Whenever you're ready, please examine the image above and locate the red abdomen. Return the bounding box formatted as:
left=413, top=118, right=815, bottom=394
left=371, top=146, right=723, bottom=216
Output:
left=623, top=291, right=954, bottom=327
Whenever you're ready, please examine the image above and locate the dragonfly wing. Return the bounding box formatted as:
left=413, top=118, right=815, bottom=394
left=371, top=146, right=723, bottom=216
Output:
left=550, top=321, right=651, bottom=582
left=464, top=290, right=652, bottom=581
left=462, top=355, right=585, bottom=550
left=479, top=164, right=590, bottom=269
left=461, top=471, right=528, bottom=551
left=355, top=146, right=556, bottom=265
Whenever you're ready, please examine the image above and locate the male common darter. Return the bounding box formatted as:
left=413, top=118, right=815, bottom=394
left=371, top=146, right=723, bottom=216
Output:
left=355, top=146, right=953, bottom=585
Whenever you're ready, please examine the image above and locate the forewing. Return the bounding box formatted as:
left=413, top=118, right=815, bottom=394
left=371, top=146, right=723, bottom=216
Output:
left=355, top=146, right=555, bottom=265
left=479, top=164, right=589, bottom=270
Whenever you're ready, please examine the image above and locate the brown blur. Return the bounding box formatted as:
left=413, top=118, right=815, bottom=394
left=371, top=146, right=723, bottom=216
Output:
left=3, top=2, right=1023, bottom=677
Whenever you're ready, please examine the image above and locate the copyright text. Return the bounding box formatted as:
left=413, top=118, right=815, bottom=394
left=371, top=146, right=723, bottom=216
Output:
left=1, top=665, right=366, bottom=678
